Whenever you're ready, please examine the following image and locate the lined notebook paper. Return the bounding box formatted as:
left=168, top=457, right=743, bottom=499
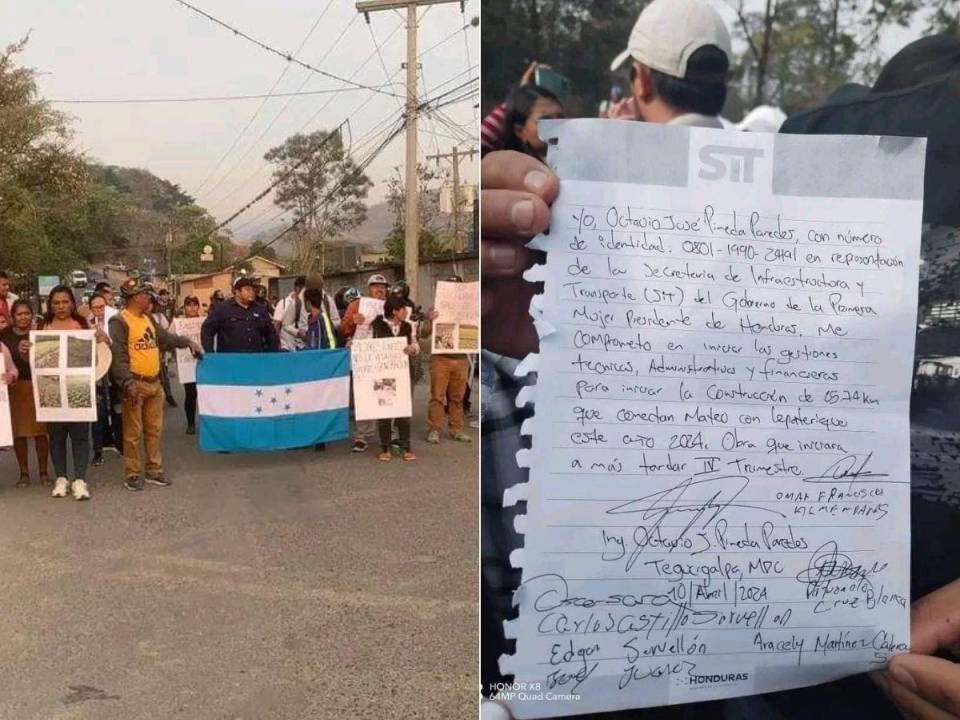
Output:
left=498, top=120, right=925, bottom=718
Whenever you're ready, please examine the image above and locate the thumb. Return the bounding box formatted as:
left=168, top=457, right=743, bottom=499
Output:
left=480, top=699, right=513, bottom=720
left=911, top=577, right=960, bottom=655
left=886, top=653, right=960, bottom=717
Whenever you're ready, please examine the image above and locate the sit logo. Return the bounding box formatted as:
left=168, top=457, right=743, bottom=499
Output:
left=698, top=145, right=764, bottom=183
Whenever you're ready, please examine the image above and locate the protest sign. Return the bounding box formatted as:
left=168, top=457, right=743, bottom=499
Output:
left=29, top=330, right=97, bottom=422
left=351, top=337, right=411, bottom=421
left=37, top=275, right=59, bottom=297
left=0, top=354, right=12, bottom=448
left=431, top=281, right=478, bottom=353
left=353, top=297, right=385, bottom=341
left=497, top=120, right=925, bottom=717
left=172, top=317, right=203, bottom=384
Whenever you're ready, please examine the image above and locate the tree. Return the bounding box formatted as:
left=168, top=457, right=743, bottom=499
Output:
left=0, top=37, right=93, bottom=275
left=248, top=239, right=278, bottom=261
left=728, top=0, right=920, bottom=113
left=383, top=162, right=451, bottom=262
left=264, top=130, right=372, bottom=273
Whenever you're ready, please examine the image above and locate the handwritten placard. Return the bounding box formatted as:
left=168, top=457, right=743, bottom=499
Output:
left=431, top=281, right=479, bottom=353
left=172, top=317, right=203, bottom=384
left=498, top=120, right=924, bottom=717
left=0, top=353, right=12, bottom=447
left=351, top=337, right=411, bottom=421
left=29, top=329, right=97, bottom=422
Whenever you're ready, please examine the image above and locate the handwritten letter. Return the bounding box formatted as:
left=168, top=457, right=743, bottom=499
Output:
left=499, top=120, right=925, bottom=717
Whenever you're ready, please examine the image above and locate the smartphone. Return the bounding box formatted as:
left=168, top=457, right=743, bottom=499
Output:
left=534, top=66, right=570, bottom=101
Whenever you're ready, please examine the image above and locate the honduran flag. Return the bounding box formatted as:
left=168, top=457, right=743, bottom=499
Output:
left=196, top=348, right=350, bottom=452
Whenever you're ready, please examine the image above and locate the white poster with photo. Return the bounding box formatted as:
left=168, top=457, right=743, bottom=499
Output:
left=431, top=281, right=479, bottom=353
left=172, top=317, right=203, bottom=384
left=351, top=337, right=411, bottom=421
left=353, top=297, right=385, bottom=341
left=29, top=330, right=97, bottom=422
left=0, top=354, right=12, bottom=448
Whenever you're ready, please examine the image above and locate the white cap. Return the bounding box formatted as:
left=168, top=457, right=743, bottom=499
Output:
left=736, top=105, right=788, bottom=132
left=610, top=0, right=732, bottom=80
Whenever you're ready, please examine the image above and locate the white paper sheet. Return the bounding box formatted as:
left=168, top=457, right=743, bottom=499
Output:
left=172, top=317, right=203, bottom=384
left=30, top=330, right=97, bottom=423
left=351, top=337, right=412, bottom=421
left=0, top=354, right=12, bottom=448
left=499, top=120, right=924, bottom=718
left=353, top=297, right=386, bottom=341
left=431, top=281, right=479, bottom=353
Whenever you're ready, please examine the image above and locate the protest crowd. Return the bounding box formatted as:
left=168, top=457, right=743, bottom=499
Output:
left=0, top=268, right=477, bottom=499
left=480, top=1, right=960, bottom=719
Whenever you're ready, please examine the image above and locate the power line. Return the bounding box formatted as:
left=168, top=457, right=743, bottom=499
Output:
left=191, top=0, right=338, bottom=196
left=171, top=0, right=402, bottom=98
left=228, top=111, right=406, bottom=235
left=220, top=77, right=467, bottom=238
left=222, top=71, right=477, bottom=234
left=49, top=85, right=397, bottom=104
left=233, top=119, right=406, bottom=266
left=200, top=16, right=404, bottom=208
left=204, top=23, right=474, bottom=210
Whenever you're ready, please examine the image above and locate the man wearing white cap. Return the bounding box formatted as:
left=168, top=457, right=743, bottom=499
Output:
left=608, top=0, right=732, bottom=129
left=480, top=0, right=734, bottom=360
left=340, top=273, right=391, bottom=452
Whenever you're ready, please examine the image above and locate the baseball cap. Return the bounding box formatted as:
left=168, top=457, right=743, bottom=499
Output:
left=233, top=277, right=256, bottom=291
left=367, top=274, right=389, bottom=287
left=120, top=277, right=154, bottom=298
left=609, top=0, right=732, bottom=80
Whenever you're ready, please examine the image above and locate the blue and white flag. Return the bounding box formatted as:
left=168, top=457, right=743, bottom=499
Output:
left=197, top=349, right=350, bottom=452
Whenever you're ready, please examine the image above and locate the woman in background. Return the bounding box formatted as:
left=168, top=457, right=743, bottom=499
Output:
left=0, top=301, right=33, bottom=486
left=180, top=296, right=202, bottom=435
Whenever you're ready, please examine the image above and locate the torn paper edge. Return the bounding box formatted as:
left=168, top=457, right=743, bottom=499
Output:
left=498, top=128, right=562, bottom=681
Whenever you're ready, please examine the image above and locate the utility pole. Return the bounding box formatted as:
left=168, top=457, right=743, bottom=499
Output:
left=358, top=0, right=463, bottom=301
left=427, top=146, right=476, bottom=252
left=164, top=229, right=173, bottom=278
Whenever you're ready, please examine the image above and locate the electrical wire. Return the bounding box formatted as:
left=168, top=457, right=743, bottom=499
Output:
left=49, top=85, right=397, bottom=104
left=170, top=0, right=402, bottom=97
left=200, top=17, right=404, bottom=208
left=205, top=24, right=475, bottom=210
left=192, top=0, right=338, bottom=196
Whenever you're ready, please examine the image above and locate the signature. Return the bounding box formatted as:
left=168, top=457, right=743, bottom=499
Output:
left=796, top=540, right=887, bottom=595
left=606, top=476, right=785, bottom=573
left=801, top=452, right=902, bottom=488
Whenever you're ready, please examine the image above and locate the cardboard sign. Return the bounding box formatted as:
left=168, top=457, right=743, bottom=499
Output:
left=351, top=337, right=411, bottom=421
left=431, top=281, right=478, bottom=353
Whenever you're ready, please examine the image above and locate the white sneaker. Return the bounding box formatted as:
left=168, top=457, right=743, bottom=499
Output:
left=51, top=477, right=69, bottom=498
left=72, top=479, right=90, bottom=501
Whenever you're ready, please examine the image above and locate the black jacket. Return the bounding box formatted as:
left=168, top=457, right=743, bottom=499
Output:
left=201, top=298, right=279, bottom=353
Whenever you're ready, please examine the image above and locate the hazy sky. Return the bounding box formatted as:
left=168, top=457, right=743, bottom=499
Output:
left=6, top=0, right=479, bottom=237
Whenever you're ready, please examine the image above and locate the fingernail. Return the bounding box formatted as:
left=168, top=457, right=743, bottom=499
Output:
left=488, top=244, right=517, bottom=269
left=523, top=169, right=550, bottom=194
left=888, top=664, right=918, bottom=692
left=511, top=199, right=535, bottom=231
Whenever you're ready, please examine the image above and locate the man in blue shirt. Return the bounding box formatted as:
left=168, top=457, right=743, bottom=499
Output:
left=201, top=277, right=279, bottom=354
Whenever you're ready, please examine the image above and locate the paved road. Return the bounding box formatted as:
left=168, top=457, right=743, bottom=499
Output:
left=0, top=380, right=477, bottom=719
